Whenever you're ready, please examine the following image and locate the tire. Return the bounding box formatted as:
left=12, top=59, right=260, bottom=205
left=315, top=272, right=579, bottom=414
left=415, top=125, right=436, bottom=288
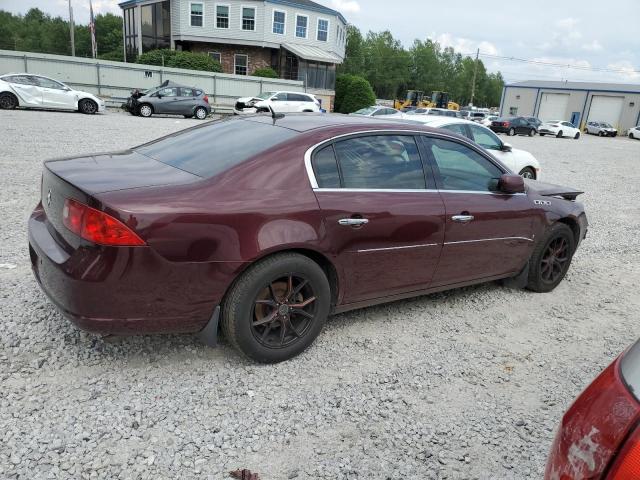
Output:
left=526, top=223, right=575, bottom=293
left=574, top=132, right=580, bottom=140
left=221, top=253, right=331, bottom=363
left=518, top=167, right=536, bottom=179
left=138, top=104, right=153, bottom=117
left=0, top=92, right=19, bottom=110
left=79, top=99, right=98, bottom=114
left=539, top=133, right=546, bottom=137
left=528, top=128, right=535, bottom=137
left=599, top=131, right=604, bottom=137
left=630, top=133, right=635, bottom=139
left=556, top=130, right=563, bottom=138
left=194, top=106, right=208, bottom=120
left=508, top=127, right=516, bottom=136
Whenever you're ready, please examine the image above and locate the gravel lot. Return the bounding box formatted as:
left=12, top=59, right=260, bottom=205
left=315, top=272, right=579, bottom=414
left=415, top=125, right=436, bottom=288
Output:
left=1, top=109, right=639, bottom=480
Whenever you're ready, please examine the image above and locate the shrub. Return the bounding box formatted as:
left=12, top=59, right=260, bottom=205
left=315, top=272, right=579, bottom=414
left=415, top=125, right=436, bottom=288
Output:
left=335, top=74, right=376, bottom=113
left=136, top=49, right=222, bottom=72
left=98, top=50, right=124, bottom=62
left=251, top=67, right=278, bottom=78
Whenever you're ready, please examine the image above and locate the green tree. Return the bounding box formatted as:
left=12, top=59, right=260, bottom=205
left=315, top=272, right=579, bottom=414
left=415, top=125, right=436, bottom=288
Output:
left=335, top=74, right=376, bottom=113
left=251, top=67, right=278, bottom=78
left=338, top=25, right=365, bottom=76
left=362, top=31, right=410, bottom=99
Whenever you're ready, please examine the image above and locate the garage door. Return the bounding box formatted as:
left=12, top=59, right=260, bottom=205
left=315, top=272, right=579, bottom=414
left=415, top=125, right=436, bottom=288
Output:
left=538, top=93, right=570, bottom=121
left=588, top=95, right=624, bottom=128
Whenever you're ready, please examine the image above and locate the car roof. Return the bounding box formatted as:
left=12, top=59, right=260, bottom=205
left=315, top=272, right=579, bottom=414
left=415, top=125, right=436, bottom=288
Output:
left=400, top=115, right=476, bottom=127
left=240, top=113, right=436, bottom=133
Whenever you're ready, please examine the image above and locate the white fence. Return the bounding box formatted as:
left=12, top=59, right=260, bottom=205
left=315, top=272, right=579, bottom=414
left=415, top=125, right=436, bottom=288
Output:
left=0, top=49, right=305, bottom=106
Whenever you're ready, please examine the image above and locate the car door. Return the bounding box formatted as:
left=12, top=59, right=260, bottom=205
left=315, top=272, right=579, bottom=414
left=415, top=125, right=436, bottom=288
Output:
left=270, top=92, right=290, bottom=112
left=176, top=87, right=197, bottom=115
left=466, top=123, right=517, bottom=173
left=5, top=75, right=42, bottom=106
left=422, top=135, right=535, bottom=286
left=35, top=76, right=77, bottom=110
left=309, top=133, right=446, bottom=304
left=154, top=86, right=180, bottom=114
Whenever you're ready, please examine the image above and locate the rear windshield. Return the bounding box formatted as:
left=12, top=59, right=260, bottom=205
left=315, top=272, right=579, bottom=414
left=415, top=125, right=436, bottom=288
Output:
left=136, top=118, right=297, bottom=178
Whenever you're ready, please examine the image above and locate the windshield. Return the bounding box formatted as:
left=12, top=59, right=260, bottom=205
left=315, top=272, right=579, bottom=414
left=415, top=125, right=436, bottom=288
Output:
left=257, top=92, right=275, bottom=100
left=601, top=122, right=612, bottom=128
left=353, top=106, right=378, bottom=115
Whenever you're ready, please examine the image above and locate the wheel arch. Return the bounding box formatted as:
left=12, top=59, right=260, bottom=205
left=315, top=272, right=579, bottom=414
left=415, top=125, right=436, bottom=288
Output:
left=557, top=216, right=580, bottom=246
left=77, top=96, right=98, bottom=111
left=0, top=90, right=19, bottom=106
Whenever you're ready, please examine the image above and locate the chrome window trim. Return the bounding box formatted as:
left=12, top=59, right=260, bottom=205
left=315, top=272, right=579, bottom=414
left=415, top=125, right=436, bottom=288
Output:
left=303, top=129, right=510, bottom=192
left=312, top=188, right=525, bottom=196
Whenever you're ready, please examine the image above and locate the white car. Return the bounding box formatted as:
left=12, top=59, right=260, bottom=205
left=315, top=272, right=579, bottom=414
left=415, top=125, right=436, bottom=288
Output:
left=234, top=91, right=320, bottom=114
left=480, top=115, right=499, bottom=127
left=351, top=105, right=404, bottom=118
left=403, top=115, right=542, bottom=179
left=0, top=73, right=105, bottom=114
left=585, top=121, right=618, bottom=137
left=629, top=125, right=640, bottom=140
left=538, top=120, right=581, bottom=139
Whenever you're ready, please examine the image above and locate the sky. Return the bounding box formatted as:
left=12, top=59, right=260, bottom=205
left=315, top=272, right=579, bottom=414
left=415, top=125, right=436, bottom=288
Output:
left=3, top=0, right=639, bottom=84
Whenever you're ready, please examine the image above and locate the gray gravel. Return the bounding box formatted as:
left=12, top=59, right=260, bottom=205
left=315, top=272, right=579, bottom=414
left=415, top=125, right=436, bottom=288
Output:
left=1, top=109, right=639, bottom=479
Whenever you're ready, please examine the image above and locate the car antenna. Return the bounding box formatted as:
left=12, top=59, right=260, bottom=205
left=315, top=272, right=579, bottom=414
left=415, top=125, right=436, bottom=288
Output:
left=268, top=104, right=284, bottom=122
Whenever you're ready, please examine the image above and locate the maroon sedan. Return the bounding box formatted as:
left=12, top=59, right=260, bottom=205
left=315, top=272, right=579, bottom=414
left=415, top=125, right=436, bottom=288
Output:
left=29, top=114, right=587, bottom=362
left=545, top=340, right=640, bottom=479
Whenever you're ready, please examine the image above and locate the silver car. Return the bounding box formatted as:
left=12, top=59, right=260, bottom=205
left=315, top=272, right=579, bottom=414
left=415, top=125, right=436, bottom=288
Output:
left=585, top=121, right=618, bottom=137
left=124, top=80, right=211, bottom=119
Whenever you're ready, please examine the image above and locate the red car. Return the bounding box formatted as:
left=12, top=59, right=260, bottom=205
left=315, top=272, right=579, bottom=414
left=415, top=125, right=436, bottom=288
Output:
left=545, top=340, right=640, bottom=479
left=29, top=114, right=588, bottom=362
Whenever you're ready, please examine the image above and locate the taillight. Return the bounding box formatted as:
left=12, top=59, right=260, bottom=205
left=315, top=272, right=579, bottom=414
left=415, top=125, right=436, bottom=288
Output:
left=503, top=122, right=510, bottom=127
left=203, top=95, right=209, bottom=103
left=62, top=198, right=145, bottom=246
left=607, top=426, right=640, bottom=478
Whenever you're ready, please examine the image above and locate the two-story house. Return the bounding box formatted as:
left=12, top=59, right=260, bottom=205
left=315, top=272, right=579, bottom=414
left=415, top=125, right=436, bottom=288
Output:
left=119, top=0, right=347, bottom=97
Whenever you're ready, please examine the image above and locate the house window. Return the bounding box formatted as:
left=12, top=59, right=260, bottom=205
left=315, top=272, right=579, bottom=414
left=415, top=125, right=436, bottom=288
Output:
left=216, top=5, right=229, bottom=28
left=208, top=52, right=221, bottom=63
left=317, top=18, right=328, bottom=41
left=235, top=54, right=248, bottom=75
left=509, top=107, right=518, bottom=115
left=296, top=15, right=308, bottom=38
left=273, top=10, right=285, bottom=34
left=190, top=2, right=203, bottom=27
left=242, top=7, right=256, bottom=31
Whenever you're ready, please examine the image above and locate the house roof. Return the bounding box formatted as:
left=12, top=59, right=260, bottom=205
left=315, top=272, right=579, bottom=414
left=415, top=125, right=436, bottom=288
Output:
left=282, top=43, right=343, bottom=63
left=506, top=80, right=640, bottom=93
left=118, top=0, right=348, bottom=23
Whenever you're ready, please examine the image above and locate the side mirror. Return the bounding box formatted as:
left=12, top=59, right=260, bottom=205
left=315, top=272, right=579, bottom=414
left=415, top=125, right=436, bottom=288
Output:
left=501, top=142, right=513, bottom=152
left=498, top=174, right=525, bottom=194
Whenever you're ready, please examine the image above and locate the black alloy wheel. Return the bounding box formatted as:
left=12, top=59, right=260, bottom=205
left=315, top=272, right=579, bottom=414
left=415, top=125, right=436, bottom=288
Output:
left=526, top=223, right=575, bottom=292
left=0, top=93, right=18, bottom=109
left=221, top=253, right=330, bottom=363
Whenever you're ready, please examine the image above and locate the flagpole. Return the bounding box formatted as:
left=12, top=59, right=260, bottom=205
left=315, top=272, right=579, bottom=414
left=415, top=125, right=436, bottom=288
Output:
left=68, top=0, right=75, bottom=56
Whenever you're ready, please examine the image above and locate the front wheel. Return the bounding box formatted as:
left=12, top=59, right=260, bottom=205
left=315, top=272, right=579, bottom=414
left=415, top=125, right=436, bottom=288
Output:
left=221, top=253, right=331, bottom=363
left=508, top=127, right=516, bottom=136
left=79, top=99, right=98, bottom=114
left=630, top=133, right=636, bottom=139
left=556, top=130, right=563, bottom=138
left=574, top=132, right=580, bottom=140
left=519, top=167, right=536, bottom=179
left=528, top=128, right=535, bottom=137
left=526, top=223, right=575, bottom=293
left=194, top=106, right=208, bottom=120
left=138, top=104, right=153, bottom=117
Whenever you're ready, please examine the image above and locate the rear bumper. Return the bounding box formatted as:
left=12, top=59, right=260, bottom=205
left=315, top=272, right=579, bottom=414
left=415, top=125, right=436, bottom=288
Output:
left=28, top=205, right=222, bottom=335
left=490, top=126, right=509, bottom=133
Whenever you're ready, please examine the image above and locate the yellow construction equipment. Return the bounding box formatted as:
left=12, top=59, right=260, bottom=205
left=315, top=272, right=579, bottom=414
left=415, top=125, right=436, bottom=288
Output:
left=394, top=90, right=460, bottom=111
left=430, top=91, right=460, bottom=111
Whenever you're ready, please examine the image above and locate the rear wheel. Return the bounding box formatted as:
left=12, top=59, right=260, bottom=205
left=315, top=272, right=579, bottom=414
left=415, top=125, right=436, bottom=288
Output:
left=528, top=128, right=535, bottom=137
left=508, top=127, right=516, bottom=136
left=526, top=223, right=575, bottom=293
left=518, top=167, right=536, bottom=179
left=0, top=92, right=19, bottom=110
left=79, top=99, right=98, bottom=115
left=138, top=104, right=153, bottom=117
left=221, top=253, right=331, bottom=363
left=556, top=130, right=563, bottom=138
left=194, top=106, right=208, bottom=120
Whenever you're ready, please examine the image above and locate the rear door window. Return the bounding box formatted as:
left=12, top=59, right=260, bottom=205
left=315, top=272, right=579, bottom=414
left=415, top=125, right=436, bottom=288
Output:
left=425, top=137, right=503, bottom=192
left=180, top=87, right=196, bottom=97
left=332, top=135, right=426, bottom=189
left=136, top=118, right=297, bottom=178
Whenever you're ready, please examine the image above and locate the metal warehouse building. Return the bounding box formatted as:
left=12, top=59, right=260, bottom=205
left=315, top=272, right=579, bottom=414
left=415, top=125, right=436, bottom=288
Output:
left=499, top=80, right=640, bottom=132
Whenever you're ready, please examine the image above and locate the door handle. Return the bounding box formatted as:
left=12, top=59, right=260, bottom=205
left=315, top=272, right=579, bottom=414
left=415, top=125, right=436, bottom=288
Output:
left=338, top=218, right=369, bottom=227
left=451, top=214, right=474, bottom=223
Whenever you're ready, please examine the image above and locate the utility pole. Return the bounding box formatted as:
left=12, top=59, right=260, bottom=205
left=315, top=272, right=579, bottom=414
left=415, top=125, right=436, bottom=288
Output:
left=68, top=0, right=75, bottom=56
left=470, top=48, right=479, bottom=106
